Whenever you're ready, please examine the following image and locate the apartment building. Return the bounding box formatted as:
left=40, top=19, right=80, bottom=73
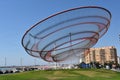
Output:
left=84, top=46, right=118, bottom=65
left=117, top=56, right=120, bottom=64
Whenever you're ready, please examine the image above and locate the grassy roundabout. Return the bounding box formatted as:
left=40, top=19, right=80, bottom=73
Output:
left=0, top=69, right=120, bottom=80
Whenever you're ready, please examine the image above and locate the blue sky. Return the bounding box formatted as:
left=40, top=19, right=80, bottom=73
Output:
left=0, top=0, right=120, bottom=66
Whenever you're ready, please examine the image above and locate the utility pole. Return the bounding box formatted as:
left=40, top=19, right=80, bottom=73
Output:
left=119, top=34, right=120, bottom=42
left=20, top=57, right=22, bottom=66
left=5, top=57, right=6, bottom=67
left=20, top=57, right=24, bottom=71
left=34, top=58, right=36, bottom=67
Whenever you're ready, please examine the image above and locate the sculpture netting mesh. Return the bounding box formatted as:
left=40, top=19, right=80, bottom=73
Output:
left=22, top=6, right=111, bottom=63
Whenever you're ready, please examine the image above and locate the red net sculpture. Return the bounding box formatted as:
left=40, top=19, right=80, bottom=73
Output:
left=21, top=6, right=111, bottom=63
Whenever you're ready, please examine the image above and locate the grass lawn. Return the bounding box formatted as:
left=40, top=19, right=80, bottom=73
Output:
left=0, top=69, right=120, bottom=80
